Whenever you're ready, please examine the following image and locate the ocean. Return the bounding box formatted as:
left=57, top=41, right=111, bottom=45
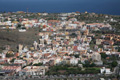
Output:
left=0, top=0, right=120, bottom=15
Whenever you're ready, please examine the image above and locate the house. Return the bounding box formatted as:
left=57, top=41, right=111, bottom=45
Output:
left=19, top=66, right=48, bottom=76
left=100, top=67, right=112, bottom=74
left=91, top=52, right=101, bottom=61
left=14, top=60, right=26, bottom=67
left=45, top=60, right=54, bottom=66
left=96, top=39, right=102, bottom=45
left=94, top=61, right=103, bottom=66
left=102, top=40, right=114, bottom=45
left=32, top=59, right=40, bottom=64
left=0, top=66, right=21, bottom=75
left=2, top=66, right=21, bottom=72
left=0, top=58, right=10, bottom=64
left=103, top=45, right=112, bottom=51
left=19, top=29, right=26, bottom=32
left=83, top=29, right=89, bottom=35
left=70, top=57, right=79, bottom=65
left=78, top=64, right=83, bottom=68
left=54, top=57, right=62, bottom=65
left=87, top=23, right=104, bottom=28
left=100, top=78, right=105, bottom=80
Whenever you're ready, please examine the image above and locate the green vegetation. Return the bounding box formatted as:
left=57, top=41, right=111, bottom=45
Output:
left=100, top=52, right=107, bottom=59
left=109, top=55, right=119, bottom=60
left=10, top=58, right=16, bottom=62
left=33, top=63, right=43, bottom=66
left=75, top=13, right=107, bottom=23
left=111, top=61, right=118, bottom=67
left=46, top=64, right=100, bottom=75
left=110, top=22, right=120, bottom=31
left=70, top=33, right=77, bottom=38
left=17, top=24, right=21, bottom=28
left=89, top=37, right=96, bottom=50
left=118, top=47, right=120, bottom=52
left=6, top=53, right=14, bottom=58
left=74, top=54, right=80, bottom=58
left=21, top=27, right=26, bottom=29
left=83, top=60, right=96, bottom=67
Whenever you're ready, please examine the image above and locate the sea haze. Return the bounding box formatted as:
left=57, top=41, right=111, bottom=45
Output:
left=0, top=0, right=120, bottom=15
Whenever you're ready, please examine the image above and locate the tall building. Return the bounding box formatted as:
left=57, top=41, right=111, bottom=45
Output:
left=91, top=52, right=101, bottom=61
left=18, top=44, right=23, bottom=53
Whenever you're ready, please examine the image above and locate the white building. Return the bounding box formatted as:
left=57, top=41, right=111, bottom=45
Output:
left=1, top=53, right=6, bottom=59
left=91, top=52, right=101, bottom=61
left=14, top=60, right=26, bottom=66
left=100, top=67, right=112, bottom=74
left=70, top=57, right=79, bottom=65
left=19, top=66, right=48, bottom=76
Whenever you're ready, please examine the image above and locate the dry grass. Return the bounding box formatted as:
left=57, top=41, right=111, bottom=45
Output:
left=0, top=28, right=40, bottom=52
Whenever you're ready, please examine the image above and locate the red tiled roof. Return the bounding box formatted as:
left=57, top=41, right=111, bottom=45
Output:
left=48, top=20, right=60, bottom=23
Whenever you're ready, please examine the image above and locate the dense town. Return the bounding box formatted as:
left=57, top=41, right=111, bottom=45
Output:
left=0, top=11, right=120, bottom=80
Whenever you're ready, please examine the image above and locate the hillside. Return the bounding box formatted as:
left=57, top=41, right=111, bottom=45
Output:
left=0, top=28, right=40, bottom=52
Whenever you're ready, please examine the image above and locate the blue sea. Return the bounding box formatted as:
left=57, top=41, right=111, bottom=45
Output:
left=0, top=0, right=120, bottom=15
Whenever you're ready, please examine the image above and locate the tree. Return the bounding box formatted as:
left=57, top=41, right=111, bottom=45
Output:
left=33, top=63, right=43, bottom=66
left=6, top=53, right=14, bottom=58
left=70, top=33, right=77, bottom=38
left=44, top=40, right=47, bottom=44
left=111, top=61, right=118, bottom=67
left=83, top=60, right=90, bottom=67
left=100, top=52, right=107, bottom=59
left=17, top=24, right=21, bottom=28
left=78, top=60, right=81, bottom=64
left=39, top=28, right=43, bottom=32
left=83, top=60, right=96, bottom=67
left=10, top=58, right=16, bottom=63
left=21, top=27, right=26, bottom=29
left=118, top=47, right=120, bottom=52
left=74, top=54, right=79, bottom=58
left=90, top=63, right=96, bottom=67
